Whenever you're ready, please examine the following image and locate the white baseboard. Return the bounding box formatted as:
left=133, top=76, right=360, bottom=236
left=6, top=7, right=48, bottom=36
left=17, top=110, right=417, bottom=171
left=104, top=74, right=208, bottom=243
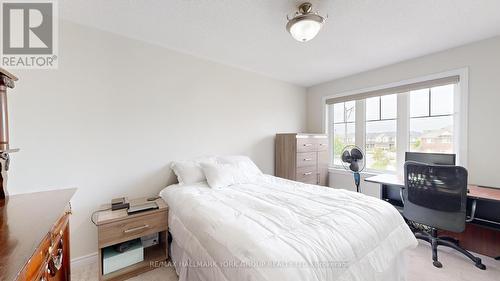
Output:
left=71, top=252, right=98, bottom=269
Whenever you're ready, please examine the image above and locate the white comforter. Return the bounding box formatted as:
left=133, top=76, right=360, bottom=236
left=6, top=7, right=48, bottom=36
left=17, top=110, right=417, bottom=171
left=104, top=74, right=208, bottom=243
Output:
left=160, top=175, right=417, bottom=281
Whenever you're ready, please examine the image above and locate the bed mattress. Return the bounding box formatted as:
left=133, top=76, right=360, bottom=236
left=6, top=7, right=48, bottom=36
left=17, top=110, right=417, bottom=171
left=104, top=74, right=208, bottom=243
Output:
left=160, top=175, right=417, bottom=281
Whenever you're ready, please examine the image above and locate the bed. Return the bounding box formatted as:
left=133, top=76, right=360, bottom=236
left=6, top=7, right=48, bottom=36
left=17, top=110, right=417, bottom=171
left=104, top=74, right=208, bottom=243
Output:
left=159, top=173, right=417, bottom=281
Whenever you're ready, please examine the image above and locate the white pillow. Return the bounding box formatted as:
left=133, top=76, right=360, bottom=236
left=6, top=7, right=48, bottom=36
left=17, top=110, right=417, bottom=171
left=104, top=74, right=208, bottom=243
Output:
left=170, top=157, right=216, bottom=185
left=216, top=155, right=263, bottom=176
left=201, top=162, right=258, bottom=189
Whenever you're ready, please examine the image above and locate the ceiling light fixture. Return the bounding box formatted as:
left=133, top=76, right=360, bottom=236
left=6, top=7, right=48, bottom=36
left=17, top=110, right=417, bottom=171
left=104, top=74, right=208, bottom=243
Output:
left=286, top=2, right=327, bottom=42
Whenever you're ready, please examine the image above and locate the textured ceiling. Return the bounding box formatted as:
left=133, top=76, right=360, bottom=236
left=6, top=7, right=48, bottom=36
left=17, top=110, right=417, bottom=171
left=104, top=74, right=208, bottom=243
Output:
left=60, top=0, right=500, bottom=87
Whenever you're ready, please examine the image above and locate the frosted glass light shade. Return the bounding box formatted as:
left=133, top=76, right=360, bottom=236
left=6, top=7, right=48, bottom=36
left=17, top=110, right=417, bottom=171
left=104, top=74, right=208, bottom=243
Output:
left=289, top=19, right=322, bottom=42
left=286, top=12, right=325, bottom=43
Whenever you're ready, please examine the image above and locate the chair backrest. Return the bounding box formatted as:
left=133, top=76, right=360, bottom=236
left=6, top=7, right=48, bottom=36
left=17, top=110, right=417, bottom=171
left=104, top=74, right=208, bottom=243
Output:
left=403, top=161, right=468, bottom=232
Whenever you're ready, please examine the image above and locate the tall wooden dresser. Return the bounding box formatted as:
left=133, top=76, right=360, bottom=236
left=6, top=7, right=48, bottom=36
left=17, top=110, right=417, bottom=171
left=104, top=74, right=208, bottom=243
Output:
left=275, top=133, right=329, bottom=186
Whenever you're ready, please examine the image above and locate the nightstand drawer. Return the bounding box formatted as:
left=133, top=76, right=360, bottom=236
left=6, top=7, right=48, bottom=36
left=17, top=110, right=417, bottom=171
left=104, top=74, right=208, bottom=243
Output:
left=98, top=211, right=167, bottom=247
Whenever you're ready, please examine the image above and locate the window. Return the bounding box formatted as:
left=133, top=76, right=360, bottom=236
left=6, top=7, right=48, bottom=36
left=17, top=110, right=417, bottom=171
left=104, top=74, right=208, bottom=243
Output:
left=326, top=74, right=464, bottom=172
left=330, top=101, right=355, bottom=166
left=409, top=85, right=454, bottom=153
left=365, top=95, right=397, bottom=171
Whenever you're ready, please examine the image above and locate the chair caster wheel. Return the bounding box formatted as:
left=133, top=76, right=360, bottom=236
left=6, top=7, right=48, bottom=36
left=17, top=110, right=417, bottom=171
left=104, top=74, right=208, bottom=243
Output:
left=433, top=261, right=442, bottom=268
left=475, top=263, right=486, bottom=270
left=495, top=256, right=500, bottom=261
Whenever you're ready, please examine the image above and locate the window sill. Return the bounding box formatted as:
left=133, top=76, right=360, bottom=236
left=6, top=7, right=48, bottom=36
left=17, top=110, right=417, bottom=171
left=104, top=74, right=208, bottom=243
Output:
left=328, top=167, right=396, bottom=177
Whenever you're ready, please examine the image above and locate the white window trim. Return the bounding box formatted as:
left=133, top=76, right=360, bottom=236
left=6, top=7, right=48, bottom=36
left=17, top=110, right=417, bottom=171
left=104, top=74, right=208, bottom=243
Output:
left=322, top=67, right=469, bottom=172
left=396, top=93, right=409, bottom=172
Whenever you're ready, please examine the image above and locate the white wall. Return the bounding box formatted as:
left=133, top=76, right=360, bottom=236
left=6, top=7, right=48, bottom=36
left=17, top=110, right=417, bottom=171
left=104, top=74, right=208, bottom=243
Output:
left=7, top=21, right=306, bottom=259
left=307, top=36, right=500, bottom=190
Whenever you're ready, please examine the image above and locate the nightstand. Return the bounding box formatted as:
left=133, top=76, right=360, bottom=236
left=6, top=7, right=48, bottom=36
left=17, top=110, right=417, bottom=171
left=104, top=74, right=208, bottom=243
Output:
left=94, top=197, right=168, bottom=281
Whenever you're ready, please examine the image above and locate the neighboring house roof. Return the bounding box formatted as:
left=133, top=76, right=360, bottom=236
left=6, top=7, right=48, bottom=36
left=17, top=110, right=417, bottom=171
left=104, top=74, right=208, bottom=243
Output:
left=366, top=132, right=396, bottom=143
left=420, top=126, right=453, bottom=139
left=342, top=126, right=452, bottom=143
left=363, top=126, right=452, bottom=144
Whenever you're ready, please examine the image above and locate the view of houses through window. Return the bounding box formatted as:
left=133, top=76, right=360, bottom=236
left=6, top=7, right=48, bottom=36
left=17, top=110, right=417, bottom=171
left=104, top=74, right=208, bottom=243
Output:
left=329, top=83, right=456, bottom=171
left=409, top=85, right=454, bottom=153
left=365, top=94, right=397, bottom=171
left=332, top=101, right=355, bottom=166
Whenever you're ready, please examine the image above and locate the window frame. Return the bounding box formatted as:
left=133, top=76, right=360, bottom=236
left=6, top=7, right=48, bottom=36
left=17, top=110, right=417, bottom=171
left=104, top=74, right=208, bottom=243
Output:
left=322, top=68, right=469, bottom=174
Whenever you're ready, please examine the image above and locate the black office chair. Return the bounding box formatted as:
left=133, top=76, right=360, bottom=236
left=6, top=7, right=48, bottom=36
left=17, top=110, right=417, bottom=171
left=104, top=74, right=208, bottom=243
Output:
left=403, top=161, right=486, bottom=269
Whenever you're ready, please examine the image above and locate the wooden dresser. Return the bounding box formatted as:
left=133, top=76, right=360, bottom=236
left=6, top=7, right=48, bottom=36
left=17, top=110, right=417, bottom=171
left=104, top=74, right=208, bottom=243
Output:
left=275, top=133, right=329, bottom=186
left=0, top=189, right=75, bottom=281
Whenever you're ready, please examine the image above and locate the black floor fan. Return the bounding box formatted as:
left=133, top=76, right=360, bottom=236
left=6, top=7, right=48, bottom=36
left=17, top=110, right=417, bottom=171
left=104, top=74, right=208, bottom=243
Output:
left=340, top=145, right=365, bottom=193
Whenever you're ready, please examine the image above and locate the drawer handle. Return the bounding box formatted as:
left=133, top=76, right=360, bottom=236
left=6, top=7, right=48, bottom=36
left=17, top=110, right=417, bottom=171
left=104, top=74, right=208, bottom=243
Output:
left=48, top=239, right=63, bottom=276
left=304, top=172, right=313, bottom=176
left=47, top=236, right=64, bottom=277
left=51, top=248, right=63, bottom=271
left=124, top=224, right=150, bottom=233
left=303, top=143, right=313, bottom=147
left=303, top=158, right=312, bottom=161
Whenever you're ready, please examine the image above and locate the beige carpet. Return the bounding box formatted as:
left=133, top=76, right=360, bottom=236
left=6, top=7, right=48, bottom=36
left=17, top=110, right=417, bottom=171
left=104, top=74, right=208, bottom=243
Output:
left=72, top=242, right=500, bottom=281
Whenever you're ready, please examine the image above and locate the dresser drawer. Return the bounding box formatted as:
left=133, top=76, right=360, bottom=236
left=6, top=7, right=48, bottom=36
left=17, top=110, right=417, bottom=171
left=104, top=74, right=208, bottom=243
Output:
left=98, top=211, right=167, bottom=247
left=316, top=138, right=328, bottom=151
left=297, top=138, right=317, bottom=152
left=296, top=166, right=317, bottom=184
left=296, top=152, right=317, bottom=168
left=18, top=212, right=70, bottom=281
